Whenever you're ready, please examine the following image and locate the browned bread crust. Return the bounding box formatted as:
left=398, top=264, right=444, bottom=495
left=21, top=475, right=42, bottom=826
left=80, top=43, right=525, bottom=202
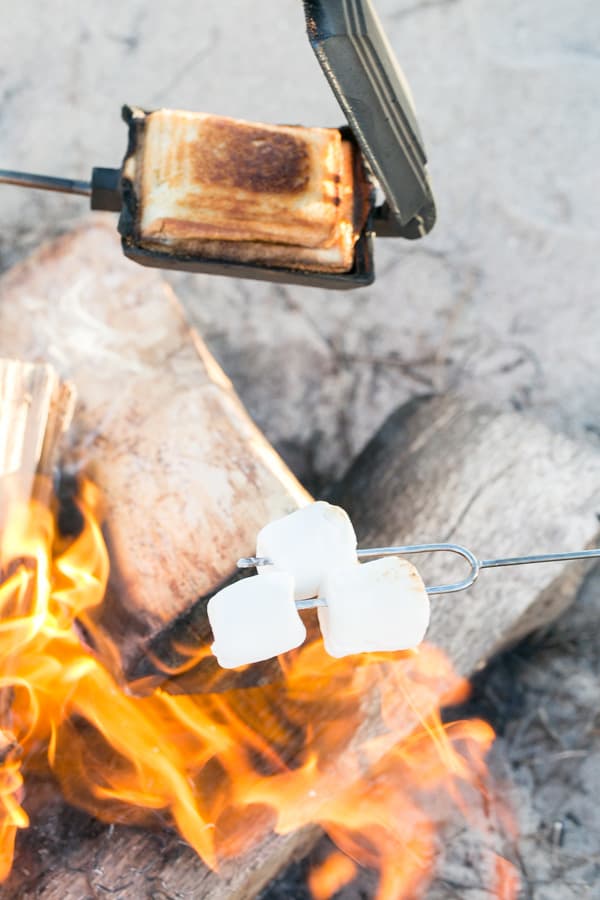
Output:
left=120, top=108, right=371, bottom=274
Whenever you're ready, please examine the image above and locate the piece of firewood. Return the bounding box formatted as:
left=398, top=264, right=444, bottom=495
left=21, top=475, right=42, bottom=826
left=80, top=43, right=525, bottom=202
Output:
left=331, top=394, right=600, bottom=669
left=0, top=220, right=309, bottom=693
left=2, top=392, right=599, bottom=899
left=0, top=359, right=74, bottom=512
left=0, top=360, right=75, bottom=885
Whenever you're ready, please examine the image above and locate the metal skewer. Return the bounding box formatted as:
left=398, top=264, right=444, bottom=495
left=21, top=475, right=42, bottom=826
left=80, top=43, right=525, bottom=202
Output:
left=0, top=169, right=92, bottom=197
left=238, top=544, right=600, bottom=610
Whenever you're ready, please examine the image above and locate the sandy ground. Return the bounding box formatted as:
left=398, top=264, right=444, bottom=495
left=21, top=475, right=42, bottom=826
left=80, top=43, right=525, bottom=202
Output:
left=1, top=0, right=599, bottom=896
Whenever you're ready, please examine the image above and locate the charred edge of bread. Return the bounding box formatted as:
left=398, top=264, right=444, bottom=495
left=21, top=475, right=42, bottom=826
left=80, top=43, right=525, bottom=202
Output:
left=119, top=108, right=374, bottom=275
left=118, top=105, right=146, bottom=243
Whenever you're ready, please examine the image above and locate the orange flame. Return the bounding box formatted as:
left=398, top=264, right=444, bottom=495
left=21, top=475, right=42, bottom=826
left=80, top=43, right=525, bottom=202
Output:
left=309, top=851, right=357, bottom=899
left=0, top=479, right=519, bottom=897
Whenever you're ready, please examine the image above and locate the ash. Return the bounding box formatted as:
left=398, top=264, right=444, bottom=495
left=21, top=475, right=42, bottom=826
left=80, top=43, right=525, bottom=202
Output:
left=430, top=563, right=600, bottom=898
left=263, top=562, right=600, bottom=900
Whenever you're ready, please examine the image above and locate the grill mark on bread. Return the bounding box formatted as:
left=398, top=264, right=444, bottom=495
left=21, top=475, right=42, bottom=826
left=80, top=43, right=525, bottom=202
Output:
left=138, top=143, right=367, bottom=273
left=137, top=111, right=342, bottom=247
left=187, top=120, right=310, bottom=196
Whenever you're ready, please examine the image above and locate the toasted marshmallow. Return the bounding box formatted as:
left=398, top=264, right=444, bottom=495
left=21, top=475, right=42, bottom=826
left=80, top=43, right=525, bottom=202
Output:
left=208, top=572, right=305, bottom=669
left=317, top=557, right=430, bottom=658
left=256, top=501, right=357, bottom=600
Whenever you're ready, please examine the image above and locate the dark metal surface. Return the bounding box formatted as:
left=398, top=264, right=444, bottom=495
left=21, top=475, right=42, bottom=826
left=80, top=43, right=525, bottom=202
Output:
left=122, top=229, right=375, bottom=290
left=303, top=0, right=436, bottom=237
left=90, top=167, right=121, bottom=211
left=0, top=169, right=91, bottom=196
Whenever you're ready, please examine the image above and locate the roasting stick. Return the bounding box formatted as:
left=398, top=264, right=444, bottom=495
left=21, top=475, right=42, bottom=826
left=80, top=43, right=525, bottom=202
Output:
left=0, top=169, right=92, bottom=197
left=238, top=544, right=600, bottom=609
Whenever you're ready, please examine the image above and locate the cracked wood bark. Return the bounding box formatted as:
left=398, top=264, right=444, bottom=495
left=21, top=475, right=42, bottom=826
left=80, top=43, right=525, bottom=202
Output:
left=0, top=220, right=309, bottom=694
left=2, top=392, right=599, bottom=899
left=0, top=360, right=75, bottom=744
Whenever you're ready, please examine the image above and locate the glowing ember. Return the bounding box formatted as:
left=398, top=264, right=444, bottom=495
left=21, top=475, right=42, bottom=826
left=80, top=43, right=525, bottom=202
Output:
left=0, top=478, right=519, bottom=898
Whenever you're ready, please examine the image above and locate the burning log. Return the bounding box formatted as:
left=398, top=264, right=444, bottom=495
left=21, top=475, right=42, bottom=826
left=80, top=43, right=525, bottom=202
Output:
left=0, top=359, right=74, bottom=879
left=0, top=359, right=75, bottom=700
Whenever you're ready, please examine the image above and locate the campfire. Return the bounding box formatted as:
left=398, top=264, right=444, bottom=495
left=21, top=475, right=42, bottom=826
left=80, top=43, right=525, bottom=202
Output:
left=0, top=467, right=515, bottom=897
left=1, top=223, right=597, bottom=897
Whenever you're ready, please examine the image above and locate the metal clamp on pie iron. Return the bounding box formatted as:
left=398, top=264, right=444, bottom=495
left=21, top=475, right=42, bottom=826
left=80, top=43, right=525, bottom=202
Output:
left=0, top=0, right=435, bottom=289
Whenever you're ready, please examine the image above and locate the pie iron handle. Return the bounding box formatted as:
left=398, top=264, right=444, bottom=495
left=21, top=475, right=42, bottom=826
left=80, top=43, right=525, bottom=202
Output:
left=303, top=0, right=436, bottom=238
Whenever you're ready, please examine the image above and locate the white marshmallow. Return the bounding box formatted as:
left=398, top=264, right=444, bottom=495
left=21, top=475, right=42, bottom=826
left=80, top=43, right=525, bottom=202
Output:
left=256, top=502, right=357, bottom=600
left=208, top=572, right=306, bottom=669
left=317, top=557, right=430, bottom=658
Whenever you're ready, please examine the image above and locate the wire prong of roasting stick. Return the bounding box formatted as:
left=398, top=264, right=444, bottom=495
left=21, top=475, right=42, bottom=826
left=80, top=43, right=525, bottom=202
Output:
left=0, top=169, right=92, bottom=196
left=238, top=544, right=600, bottom=609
